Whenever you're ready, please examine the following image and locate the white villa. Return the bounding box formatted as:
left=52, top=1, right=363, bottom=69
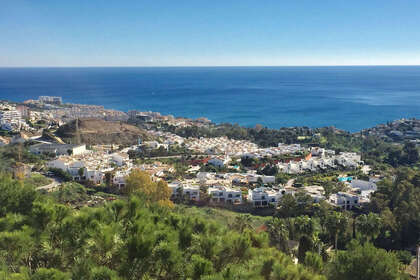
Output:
left=208, top=156, right=231, bottom=168
left=248, top=187, right=288, bottom=207
left=246, top=174, right=276, bottom=184
left=30, top=143, right=87, bottom=156
left=168, top=182, right=200, bottom=201
left=207, top=185, right=242, bottom=204
left=350, top=179, right=378, bottom=201
left=47, top=150, right=132, bottom=186
left=329, top=192, right=360, bottom=210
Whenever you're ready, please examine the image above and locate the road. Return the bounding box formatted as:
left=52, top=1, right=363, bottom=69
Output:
left=35, top=176, right=62, bottom=192
left=286, top=179, right=295, bottom=187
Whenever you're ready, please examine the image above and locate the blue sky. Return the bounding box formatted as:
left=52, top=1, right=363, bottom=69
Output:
left=1, top=0, right=419, bottom=66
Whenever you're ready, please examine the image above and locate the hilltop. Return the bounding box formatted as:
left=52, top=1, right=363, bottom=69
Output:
left=56, top=118, right=150, bottom=145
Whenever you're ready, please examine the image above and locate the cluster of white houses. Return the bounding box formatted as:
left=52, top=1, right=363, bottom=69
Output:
left=242, top=143, right=307, bottom=159
left=31, top=137, right=374, bottom=211
left=0, top=103, right=31, bottom=132
left=47, top=149, right=132, bottom=186
left=172, top=170, right=378, bottom=209
left=168, top=181, right=291, bottom=207
left=147, top=130, right=185, bottom=146
left=196, top=171, right=275, bottom=186
left=277, top=152, right=362, bottom=174
left=43, top=143, right=175, bottom=189
left=186, top=136, right=259, bottom=156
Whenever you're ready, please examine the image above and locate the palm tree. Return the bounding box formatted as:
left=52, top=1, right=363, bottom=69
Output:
left=356, top=213, right=382, bottom=242
left=325, top=212, right=348, bottom=251
left=232, top=214, right=253, bottom=233
left=266, top=218, right=289, bottom=253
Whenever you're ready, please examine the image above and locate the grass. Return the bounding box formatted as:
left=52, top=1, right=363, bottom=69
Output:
left=24, top=173, right=52, bottom=187
left=175, top=204, right=270, bottom=229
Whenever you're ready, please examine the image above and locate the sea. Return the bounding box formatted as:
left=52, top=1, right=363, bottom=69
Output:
left=0, top=66, right=420, bottom=132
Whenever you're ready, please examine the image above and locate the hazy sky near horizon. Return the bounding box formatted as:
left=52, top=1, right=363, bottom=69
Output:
left=1, top=0, right=420, bottom=67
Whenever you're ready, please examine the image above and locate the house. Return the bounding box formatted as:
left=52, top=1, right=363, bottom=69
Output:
left=350, top=179, right=377, bottom=192
left=329, top=192, right=359, bottom=210
left=111, top=153, right=130, bottom=167
left=169, top=182, right=200, bottom=201
left=197, top=172, right=214, bottom=183
left=30, top=143, right=86, bottom=156
left=182, top=185, right=200, bottom=201
left=47, top=158, right=86, bottom=181
left=350, top=179, right=377, bottom=201
left=113, top=170, right=130, bottom=189
left=247, top=174, right=276, bottom=184
left=47, top=158, right=70, bottom=170
left=248, top=187, right=285, bottom=207
left=208, top=156, right=231, bottom=168
left=207, top=186, right=242, bottom=204
left=84, top=169, right=104, bottom=185
left=303, top=186, right=326, bottom=203
left=142, top=141, right=161, bottom=149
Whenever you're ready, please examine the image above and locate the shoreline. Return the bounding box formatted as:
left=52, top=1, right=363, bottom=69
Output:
left=5, top=98, right=420, bottom=136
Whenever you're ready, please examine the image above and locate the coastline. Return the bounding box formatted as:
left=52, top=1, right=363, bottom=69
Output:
left=1, top=66, right=420, bottom=132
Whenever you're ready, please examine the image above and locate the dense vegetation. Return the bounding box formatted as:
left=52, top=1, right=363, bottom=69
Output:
left=0, top=144, right=44, bottom=173
left=0, top=172, right=410, bottom=279
left=369, top=168, right=420, bottom=249
left=0, top=174, right=324, bottom=279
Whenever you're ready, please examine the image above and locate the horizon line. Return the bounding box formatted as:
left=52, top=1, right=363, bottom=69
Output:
left=1, top=64, right=420, bottom=68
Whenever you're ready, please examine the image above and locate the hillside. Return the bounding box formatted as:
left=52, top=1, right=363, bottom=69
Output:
left=56, top=118, right=150, bottom=145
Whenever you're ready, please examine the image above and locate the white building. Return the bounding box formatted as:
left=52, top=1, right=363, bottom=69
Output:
left=208, top=156, right=231, bottom=168
left=169, top=182, right=200, bottom=201
left=85, top=169, right=104, bottom=185
left=207, top=186, right=242, bottom=204
left=247, top=174, right=276, bottom=184
left=47, top=158, right=86, bottom=180
left=111, top=153, right=130, bottom=167
left=247, top=187, right=286, bottom=207
left=142, top=141, right=162, bottom=150
left=39, top=96, right=62, bottom=105
left=113, top=170, right=131, bottom=189
left=350, top=179, right=377, bottom=201
left=0, top=109, right=28, bottom=131
left=30, top=143, right=86, bottom=156
left=329, top=192, right=360, bottom=210
left=303, top=186, right=326, bottom=203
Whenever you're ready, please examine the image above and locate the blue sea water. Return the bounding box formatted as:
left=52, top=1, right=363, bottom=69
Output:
left=0, top=66, right=419, bottom=132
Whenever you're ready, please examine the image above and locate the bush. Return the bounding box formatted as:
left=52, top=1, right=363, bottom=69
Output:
left=49, top=168, right=72, bottom=182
